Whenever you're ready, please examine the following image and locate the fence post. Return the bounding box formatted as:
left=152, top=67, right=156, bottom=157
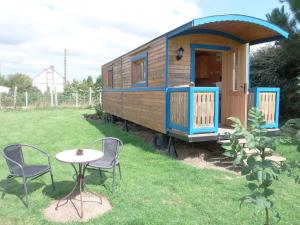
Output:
left=89, top=87, right=92, bottom=105
left=75, top=91, right=79, bottom=107
left=0, top=92, right=2, bottom=109
left=50, top=90, right=54, bottom=107
left=25, top=91, right=28, bottom=109
left=14, top=86, right=17, bottom=109
left=99, top=90, right=102, bottom=105
left=55, top=89, right=58, bottom=107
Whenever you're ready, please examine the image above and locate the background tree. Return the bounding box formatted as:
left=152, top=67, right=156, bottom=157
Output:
left=0, top=75, right=6, bottom=86
left=280, top=0, right=300, bottom=22
left=5, top=73, right=40, bottom=93
left=251, top=1, right=300, bottom=119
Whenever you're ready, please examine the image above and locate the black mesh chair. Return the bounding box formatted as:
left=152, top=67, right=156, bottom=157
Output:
left=1, top=144, right=55, bottom=207
left=86, top=137, right=123, bottom=193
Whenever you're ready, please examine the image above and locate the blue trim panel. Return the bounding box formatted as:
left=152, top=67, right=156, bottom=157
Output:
left=168, top=29, right=246, bottom=44
left=190, top=43, right=231, bottom=83
left=131, top=52, right=148, bottom=62
left=169, top=122, right=188, bottom=133
left=189, top=87, right=219, bottom=134
left=131, top=52, right=148, bottom=87
left=188, top=87, right=193, bottom=134
left=165, top=36, right=169, bottom=132
left=103, top=87, right=165, bottom=92
left=167, top=87, right=219, bottom=134
left=254, top=87, right=280, bottom=128
left=193, top=15, right=289, bottom=39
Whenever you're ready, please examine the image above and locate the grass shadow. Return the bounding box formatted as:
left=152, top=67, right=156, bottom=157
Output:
left=83, top=116, right=156, bottom=154
left=0, top=178, right=44, bottom=206
left=84, top=169, right=108, bottom=185
left=42, top=180, right=75, bottom=199
left=84, top=168, right=121, bottom=194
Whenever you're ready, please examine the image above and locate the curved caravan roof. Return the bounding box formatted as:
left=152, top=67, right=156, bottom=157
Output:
left=167, top=14, right=289, bottom=45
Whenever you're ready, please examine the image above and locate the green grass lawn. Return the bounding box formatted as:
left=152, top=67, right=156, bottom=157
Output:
left=0, top=109, right=299, bottom=225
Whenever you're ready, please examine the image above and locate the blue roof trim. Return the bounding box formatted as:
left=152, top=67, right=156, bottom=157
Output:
left=169, top=29, right=247, bottom=44
left=193, top=15, right=288, bottom=39
left=166, top=21, right=193, bottom=38
left=166, top=14, right=288, bottom=43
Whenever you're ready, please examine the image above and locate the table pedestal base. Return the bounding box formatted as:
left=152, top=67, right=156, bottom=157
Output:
left=55, top=163, right=102, bottom=218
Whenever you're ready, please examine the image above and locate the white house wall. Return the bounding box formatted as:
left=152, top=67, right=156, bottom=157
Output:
left=33, top=66, right=64, bottom=93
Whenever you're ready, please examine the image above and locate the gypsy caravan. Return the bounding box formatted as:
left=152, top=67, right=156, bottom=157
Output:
left=101, top=15, right=287, bottom=146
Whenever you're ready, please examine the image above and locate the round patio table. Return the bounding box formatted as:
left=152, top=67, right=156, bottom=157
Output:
left=55, top=149, right=103, bottom=218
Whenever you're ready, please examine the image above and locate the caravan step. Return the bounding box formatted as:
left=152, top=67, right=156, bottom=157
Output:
left=218, top=138, right=247, bottom=145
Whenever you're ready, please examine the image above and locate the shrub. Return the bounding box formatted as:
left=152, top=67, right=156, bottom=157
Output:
left=94, top=104, right=105, bottom=119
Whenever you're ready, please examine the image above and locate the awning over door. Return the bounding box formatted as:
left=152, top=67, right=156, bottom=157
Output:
left=167, top=14, right=289, bottom=45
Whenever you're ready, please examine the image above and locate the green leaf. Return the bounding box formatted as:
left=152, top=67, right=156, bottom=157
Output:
left=242, top=166, right=251, bottom=175
left=247, top=155, right=257, bottom=167
left=263, top=189, right=274, bottom=197
left=255, top=196, right=272, bottom=209
left=247, top=182, right=258, bottom=191
left=221, top=143, right=233, bottom=151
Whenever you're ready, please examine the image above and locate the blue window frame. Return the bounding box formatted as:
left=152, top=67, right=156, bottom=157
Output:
left=254, top=87, right=280, bottom=129
left=131, top=52, right=148, bottom=87
left=190, top=44, right=231, bottom=83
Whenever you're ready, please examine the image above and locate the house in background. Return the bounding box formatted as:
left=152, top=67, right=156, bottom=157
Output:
left=33, top=65, right=64, bottom=93
left=0, top=86, right=10, bottom=94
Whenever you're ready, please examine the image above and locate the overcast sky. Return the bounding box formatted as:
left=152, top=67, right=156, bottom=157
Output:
left=0, top=0, right=285, bottom=81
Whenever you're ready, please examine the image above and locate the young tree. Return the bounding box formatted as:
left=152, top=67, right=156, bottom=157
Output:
left=222, top=108, right=284, bottom=225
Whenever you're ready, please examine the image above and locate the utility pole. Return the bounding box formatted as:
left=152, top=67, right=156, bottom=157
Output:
left=64, top=48, right=67, bottom=86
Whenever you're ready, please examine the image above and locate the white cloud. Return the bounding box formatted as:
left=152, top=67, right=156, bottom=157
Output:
left=0, top=0, right=202, bottom=80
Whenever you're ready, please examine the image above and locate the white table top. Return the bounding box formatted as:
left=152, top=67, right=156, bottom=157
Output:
left=56, top=149, right=103, bottom=164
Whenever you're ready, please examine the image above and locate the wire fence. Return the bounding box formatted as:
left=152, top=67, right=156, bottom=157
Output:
left=0, top=88, right=102, bottom=109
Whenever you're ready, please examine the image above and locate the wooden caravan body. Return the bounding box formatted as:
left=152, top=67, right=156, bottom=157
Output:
left=102, top=15, right=288, bottom=142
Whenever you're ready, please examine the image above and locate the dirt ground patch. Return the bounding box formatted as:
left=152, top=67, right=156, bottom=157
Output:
left=44, top=193, right=112, bottom=223
left=114, top=120, right=241, bottom=174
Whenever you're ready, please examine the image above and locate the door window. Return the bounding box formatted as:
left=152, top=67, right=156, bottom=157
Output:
left=232, top=51, right=239, bottom=91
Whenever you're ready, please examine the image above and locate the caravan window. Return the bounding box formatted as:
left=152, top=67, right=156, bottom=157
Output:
left=107, top=64, right=113, bottom=88
left=131, top=52, right=148, bottom=87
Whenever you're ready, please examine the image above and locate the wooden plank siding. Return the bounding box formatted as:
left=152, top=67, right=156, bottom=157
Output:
left=123, top=91, right=165, bottom=133
left=101, top=36, right=166, bottom=133
left=102, top=92, right=123, bottom=118
left=170, top=92, right=188, bottom=128
left=194, top=92, right=215, bottom=128
left=112, top=58, right=122, bottom=88
left=259, top=92, right=276, bottom=124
